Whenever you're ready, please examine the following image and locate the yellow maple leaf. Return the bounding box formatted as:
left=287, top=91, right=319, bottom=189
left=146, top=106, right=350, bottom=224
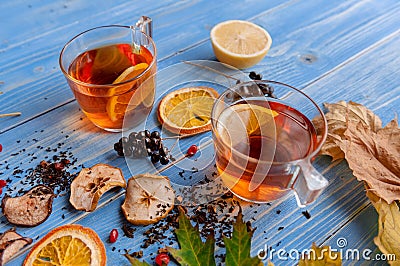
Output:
left=367, top=191, right=400, bottom=265
left=298, top=243, right=342, bottom=266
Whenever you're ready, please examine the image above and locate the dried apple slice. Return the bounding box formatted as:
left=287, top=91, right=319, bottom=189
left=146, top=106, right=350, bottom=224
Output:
left=1, top=185, right=54, bottom=227
left=70, top=164, right=126, bottom=212
left=121, top=174, right=175, bottom=225
left=0, top=228, right=32, bottom=265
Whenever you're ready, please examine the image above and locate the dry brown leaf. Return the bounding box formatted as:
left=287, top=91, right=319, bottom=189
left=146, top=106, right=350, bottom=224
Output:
left=320, top=100, right=400, bottom=264
left=367, top=191, right=400, bottom=265
left=319, top=101, right=382, bottom=161
left=339, top=119, right=400, bottom=204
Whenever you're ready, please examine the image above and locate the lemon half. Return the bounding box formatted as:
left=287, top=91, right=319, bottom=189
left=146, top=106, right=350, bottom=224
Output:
left=106, top=63, right=150, bottom=122
left=210, top=20, right=272, bottom=69
left=216, top=103, right=278, bottom=147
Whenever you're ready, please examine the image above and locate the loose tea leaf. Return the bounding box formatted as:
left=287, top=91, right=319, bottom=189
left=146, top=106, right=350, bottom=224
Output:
left=223, top=208, right=263, bottom=266
left=367, top=191, right=400, bottom=265
left=340, top=119, right=400, bottom=204
left=319, top=101, right=382, bottom=161
left=298, top=243, right=342, bottom=265
left=167, top=206, right=216, bottom=266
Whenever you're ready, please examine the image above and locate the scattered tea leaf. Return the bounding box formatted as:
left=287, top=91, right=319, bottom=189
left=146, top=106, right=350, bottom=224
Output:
left=367, top=191, right=400, bottom=265
left=339, top=119, right=400, bottom=204
left=223, top=207, right=263, bottom=266
left=298, top=243, right=342, bottom=265
left=167, top=206, right=216, bottom=266
left=319, top=101, right=382, bottom=161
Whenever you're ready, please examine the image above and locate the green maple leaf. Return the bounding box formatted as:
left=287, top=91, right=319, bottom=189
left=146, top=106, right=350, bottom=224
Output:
left=223, top=208, right=263, bottom=266
left=167, top=206, right=216, bottom=266
left=127, top=206, right=263, bottom=266
left=124, top=253, right=151, bottom=266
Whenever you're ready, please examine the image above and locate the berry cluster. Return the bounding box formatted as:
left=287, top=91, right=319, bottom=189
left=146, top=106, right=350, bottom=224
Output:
left=114, top=130, right=171, bottom=165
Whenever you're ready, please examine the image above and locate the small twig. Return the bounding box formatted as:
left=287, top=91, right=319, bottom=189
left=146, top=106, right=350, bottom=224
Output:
left=182, top=61, right=241, bottom=81
left=169, top=136, right=180, bottom=153
left=161, top=136, right=181, bottom=140
left=0, top=112, right=22, bottom=118
left=161, top=131, right=206, bottom=140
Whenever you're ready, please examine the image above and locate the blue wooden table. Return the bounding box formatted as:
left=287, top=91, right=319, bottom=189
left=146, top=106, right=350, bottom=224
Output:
left=1, top=0, right=399, bottom=265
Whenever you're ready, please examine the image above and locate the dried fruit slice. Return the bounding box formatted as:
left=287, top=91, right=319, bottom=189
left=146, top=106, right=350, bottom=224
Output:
left=23, top=224, right=106, bottom=266
left=210, top=20, right=272, bottom=69
left=1, top=185, right=54, bottom=227
left=121, top=174, right=175, bottom=225
left=69, top=164, right=126, bottom=212
left=157, top=86, right=219, bottom=135
left=0, top=229, right=32, bottom=265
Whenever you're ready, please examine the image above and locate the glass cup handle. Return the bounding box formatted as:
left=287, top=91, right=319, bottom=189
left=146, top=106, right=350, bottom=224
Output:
left=292, top=159, right=329, bottom=207
left=134, top=16, right=153, bottom=37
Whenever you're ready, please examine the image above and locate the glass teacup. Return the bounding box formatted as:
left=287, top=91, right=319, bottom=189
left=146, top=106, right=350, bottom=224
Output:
left=211, top=80, right=328, bottom=207
left=59, top=17, right=156, bottom=132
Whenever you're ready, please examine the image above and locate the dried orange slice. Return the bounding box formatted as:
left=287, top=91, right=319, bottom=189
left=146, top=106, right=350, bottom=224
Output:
left=106, top=63, right=150, bottom=122
left=23, top=224, right=106, bottom=266
left=157, top=86, right=219, bottom=135
left=210, top=20, right=272, bottom=69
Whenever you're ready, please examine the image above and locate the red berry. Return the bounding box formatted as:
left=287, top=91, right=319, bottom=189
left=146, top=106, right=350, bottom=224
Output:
left=0, top=180, right=7, bottom=188
left=155, top=253, right=170, bottom=266
left=0, top=144, right=2, bottom=152
left=109, top=229, right=118, bottom=243
left=187, top=144, right=198, bottom=156
left=0, top=188, right=2, bottom=195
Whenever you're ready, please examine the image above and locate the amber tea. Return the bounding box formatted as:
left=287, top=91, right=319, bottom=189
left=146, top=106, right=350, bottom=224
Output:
left=214, top=99, right=318, bottom=202
left=67, top=43, right=156, bottom=130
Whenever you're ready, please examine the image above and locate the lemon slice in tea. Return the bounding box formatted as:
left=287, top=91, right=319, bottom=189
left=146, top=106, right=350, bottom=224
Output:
left=23, top=224, right=106, bottom=266
left=106, top=63, right=149, bottom=122
left=216, top=103, right=278, bottom=147
left=157, top=86, right=219, bottom=135
left=210, top=20, right=272, bottom=69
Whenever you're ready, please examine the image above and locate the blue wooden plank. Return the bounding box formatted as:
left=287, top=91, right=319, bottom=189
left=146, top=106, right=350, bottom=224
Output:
left=0, top=0, right=289, bottom=132
left=3, top=0, right=400, bottom=133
